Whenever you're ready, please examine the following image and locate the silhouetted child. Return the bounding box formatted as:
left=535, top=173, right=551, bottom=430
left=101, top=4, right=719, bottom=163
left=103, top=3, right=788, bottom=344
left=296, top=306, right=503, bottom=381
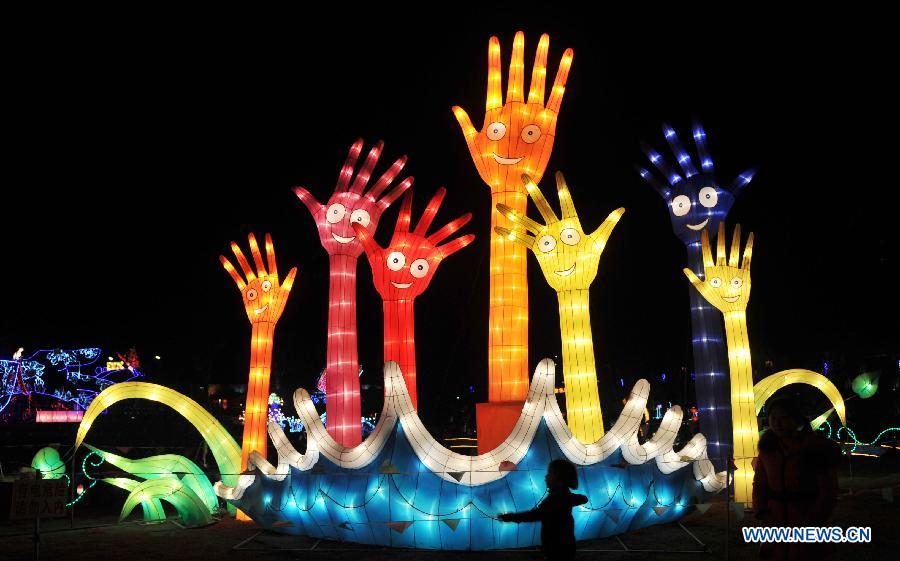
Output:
left=499, top=459, right=588, bottom=561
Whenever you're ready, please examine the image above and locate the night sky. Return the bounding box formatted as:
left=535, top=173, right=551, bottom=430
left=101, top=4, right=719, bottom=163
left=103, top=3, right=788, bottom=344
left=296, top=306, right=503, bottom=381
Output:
left=3, top=16, right=896, bottom=428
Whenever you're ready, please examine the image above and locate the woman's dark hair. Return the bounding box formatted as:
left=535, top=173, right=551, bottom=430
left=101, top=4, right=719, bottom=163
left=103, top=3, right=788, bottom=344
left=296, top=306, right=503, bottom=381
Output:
left=758, top=396, right=814, bottom=452
left=548, top=459, right=579, bottom=489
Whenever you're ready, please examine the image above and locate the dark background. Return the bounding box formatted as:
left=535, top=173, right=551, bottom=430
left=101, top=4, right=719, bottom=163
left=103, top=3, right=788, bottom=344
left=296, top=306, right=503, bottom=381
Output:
left=2, top=14, right=897, bottom=431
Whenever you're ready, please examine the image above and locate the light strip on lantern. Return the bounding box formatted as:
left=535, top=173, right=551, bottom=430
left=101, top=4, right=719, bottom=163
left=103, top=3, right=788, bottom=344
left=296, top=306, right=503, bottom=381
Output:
left=452, top=32, right=574, bottom=407
left=293, top=139, right=412, bottom=446
left=495, top=172, right=624, bottom=443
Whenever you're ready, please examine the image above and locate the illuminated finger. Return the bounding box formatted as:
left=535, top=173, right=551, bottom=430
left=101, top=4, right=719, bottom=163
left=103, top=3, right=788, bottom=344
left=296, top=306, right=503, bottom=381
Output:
left=377, top=176, right=413, bottom=209
left=428, top=213, right=472, bottom=245
left=351, top=222, right=381, bottom=262
left=367, top=154, right=407, bottom=201
left=507, top=31, right=525, bottom=103
left=293, top=187, right=324, bottom=217
left=742, top=233, right=754, bottom=272
left=451, top=105, right=488, bottom=180
left=496, top=202, right=542, bottom=235
left=715, top=222, right=727, bottom=266
left=494, top=226, right=535, bottom=249
left=729, top=224, right=742, bottom=268
left=522, top=174, right=558, bottom=224
left=486, top=36, right=503, bottom=111
left=546, top=47, right=573, bottom=113
left=701, top=229, right=714, bottom=268
left=729, top=167, right=757, bottom=199
left=230, top=242, right=256, bottom=283
left=641, top=142, right=683, bottom=187
left=247, top=233, right=267, bottom=277
left=438, top=233, right=475, bottom=259
left=590, top=208, right=625, bottom=252
left=692, top=121, right=714, bottom=174
left=335, top=139, right=364, bottom=192
left=220, top=255, right=246, bottom=291
left=683, top=267, right=704, bottom=291
left=264, top=233, right=278, bottom=282
left=528, top=34, right=550, bottom=105
left=396, top=189, right=413, bottom=233
left=349, top=140, right=383, bottom=195
left=413, top=187, right=446, bottom=236
left=555, top=171, right=578, bottom=220
left=636, top=166, right=672, bottom=200
left=281, top=267, right=298, bottom=294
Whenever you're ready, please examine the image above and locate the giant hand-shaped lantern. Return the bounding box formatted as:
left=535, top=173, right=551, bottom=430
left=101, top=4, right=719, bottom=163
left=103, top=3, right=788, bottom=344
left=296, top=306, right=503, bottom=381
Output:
left=684, top=224, right=847, bottom=506
left=294, top=140, right=412, bottom=446
left=683, top=223, right=757, bottom=505
left=638, top=123, right=756, bottom=471
left=353, top=188, right=475, bottom=408
left=452, top=31, right=573, bottom=451
left=496, top=172, right=624, bottom=442
left=221, top=233, right=297, bottom=475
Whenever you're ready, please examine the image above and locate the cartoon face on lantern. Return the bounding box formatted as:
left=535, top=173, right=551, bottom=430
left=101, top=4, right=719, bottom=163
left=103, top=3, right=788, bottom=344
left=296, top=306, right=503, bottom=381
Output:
left=294, top=139, right=413, bottom=257
left=496, top=173, right=624, bottom=292
left=638, top=123, right=755, bottom=244
left=452, top=32, right=573, bottom=190
left=220, top=233, right=297, bottom=324
left=683, top=223, right=753, bottom=313
left=353, top=188, right=475, bottom=301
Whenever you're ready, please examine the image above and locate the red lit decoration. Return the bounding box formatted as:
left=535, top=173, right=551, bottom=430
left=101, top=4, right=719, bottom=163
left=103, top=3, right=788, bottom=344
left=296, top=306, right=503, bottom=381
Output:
left=354, top=188, right=474, bottom=408
left=293, top=139, right=412, bottom=446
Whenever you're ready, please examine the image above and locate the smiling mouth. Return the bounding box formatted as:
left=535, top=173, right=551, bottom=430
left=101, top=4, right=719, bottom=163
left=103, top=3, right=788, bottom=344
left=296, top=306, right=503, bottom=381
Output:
left=722, top=295, right=740, bottom=303
left=686, top=218, right=710, bottom=231
left=254, top=305, right=269, bottom=315
left=492, top=153, right=523, bottom=165
left=332, top=232, right=356, bottom=244
left=555, top=263, right=576, bottom=277
left=391, top=281, right=413, bottom=289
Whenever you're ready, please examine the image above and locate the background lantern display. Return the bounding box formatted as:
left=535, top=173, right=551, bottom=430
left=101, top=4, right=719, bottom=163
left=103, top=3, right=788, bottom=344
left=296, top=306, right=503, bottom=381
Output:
left=221, top=233, right=297, bottom=485
left=638, top=123, right=756, bottom=471
left=452, top=32, right=573, bottom=452
left=294, top=139, right=412, bottom=446
left=354, top=188, right=475, bottom=408
left=495, top=172, right=624, bottom=443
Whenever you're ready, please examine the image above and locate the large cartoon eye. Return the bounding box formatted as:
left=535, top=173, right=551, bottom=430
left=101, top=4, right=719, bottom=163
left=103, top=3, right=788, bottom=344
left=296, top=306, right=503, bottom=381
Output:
left=410, top=258, right=430, bottom=278
left=246, top=288, right=258, bottom=301
left=386, top=251, right=406, bottom=271
left=709, top=277, right=722, bottom=288
left=350, top=208, right=371, bottom=228
left=326, top=203, right=346, bottom=224
left=731, top=277, right=743, bottom=289
left=559, top=228, right=581, bottom=246
left=671, top=195, right=691, bottom=217
left=261, top=280, right=272, bottom=293
left=698, top=186, right=718, bottom=208
left=486, top=122, right=507, bottom=141
left=537, top=235, right=557, bottom=253
left=521, top=124, right=542, bottom=144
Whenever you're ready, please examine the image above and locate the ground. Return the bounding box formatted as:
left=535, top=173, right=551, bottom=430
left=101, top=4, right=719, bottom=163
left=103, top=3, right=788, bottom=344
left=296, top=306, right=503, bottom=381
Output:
left=3, top=461, right=897, bottom=560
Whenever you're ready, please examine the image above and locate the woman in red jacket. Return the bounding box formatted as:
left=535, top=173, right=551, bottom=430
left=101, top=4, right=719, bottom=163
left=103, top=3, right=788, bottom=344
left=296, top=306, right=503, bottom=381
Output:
left=753, top=396, right=843, bottom=560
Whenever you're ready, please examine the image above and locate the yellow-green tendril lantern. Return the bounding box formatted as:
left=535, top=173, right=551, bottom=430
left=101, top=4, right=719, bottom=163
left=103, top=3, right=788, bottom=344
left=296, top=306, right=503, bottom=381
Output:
left=496, top=172, right=624, bottom=442
left=74, top=382, right=241, bottom=489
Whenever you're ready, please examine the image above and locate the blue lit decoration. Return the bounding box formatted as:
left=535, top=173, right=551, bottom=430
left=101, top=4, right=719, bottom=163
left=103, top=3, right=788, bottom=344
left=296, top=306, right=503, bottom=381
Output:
left=638, top=122, right=756, bottom=471
left=215, top=360, right=727, bottom=550
left=0, top=347, right=143, bottom=420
